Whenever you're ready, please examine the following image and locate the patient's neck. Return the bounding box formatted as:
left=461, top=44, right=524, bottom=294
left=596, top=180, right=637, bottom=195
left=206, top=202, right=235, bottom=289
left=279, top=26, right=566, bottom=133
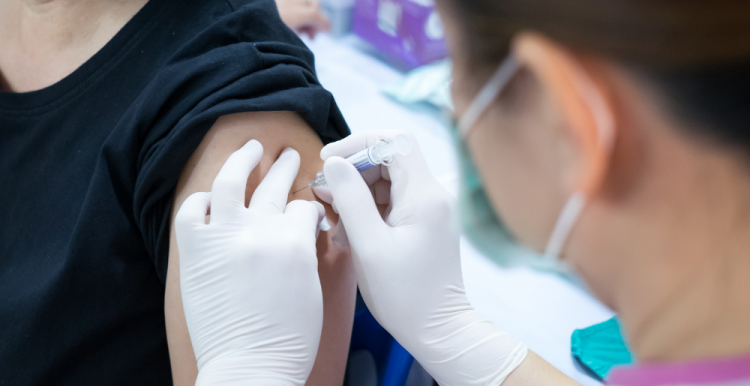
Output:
left=0, top=0, right=147, bottom=92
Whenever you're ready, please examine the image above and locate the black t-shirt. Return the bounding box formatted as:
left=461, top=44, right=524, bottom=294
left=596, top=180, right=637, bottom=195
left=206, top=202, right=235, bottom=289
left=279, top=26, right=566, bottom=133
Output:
left=0, top=0, right=349, bottom=384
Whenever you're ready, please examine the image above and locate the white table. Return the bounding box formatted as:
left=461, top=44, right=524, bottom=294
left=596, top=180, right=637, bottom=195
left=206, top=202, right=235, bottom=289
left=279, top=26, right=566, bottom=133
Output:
left=303, top=34, right=616, bottom=386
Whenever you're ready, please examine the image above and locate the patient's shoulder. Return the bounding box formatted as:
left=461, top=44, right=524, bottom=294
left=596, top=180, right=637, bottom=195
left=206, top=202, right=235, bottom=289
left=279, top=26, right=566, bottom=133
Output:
left=129, top=0, right=349, bottom=276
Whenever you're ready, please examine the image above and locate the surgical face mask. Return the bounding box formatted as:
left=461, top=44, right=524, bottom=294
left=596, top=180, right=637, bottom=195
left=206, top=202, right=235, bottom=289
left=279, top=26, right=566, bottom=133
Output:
left=453, top=56, right=587, bottom=276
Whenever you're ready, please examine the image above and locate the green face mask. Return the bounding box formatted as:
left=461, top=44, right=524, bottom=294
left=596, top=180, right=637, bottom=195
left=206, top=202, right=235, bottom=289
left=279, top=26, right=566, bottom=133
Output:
left=453, top=128, right=572, bottom=273
left=453, top=56, right=585, bottom=277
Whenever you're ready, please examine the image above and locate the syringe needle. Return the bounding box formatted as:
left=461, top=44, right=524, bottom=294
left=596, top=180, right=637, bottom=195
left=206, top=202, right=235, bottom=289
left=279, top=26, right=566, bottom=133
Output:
left=292, top=186, right=311, bottom=194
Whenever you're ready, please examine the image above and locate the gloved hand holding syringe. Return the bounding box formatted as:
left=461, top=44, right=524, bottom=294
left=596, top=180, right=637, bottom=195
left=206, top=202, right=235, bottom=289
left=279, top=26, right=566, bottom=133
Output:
left=307, top=134, right=412, bottom=189
left=313, top=130, right=528, bottom=386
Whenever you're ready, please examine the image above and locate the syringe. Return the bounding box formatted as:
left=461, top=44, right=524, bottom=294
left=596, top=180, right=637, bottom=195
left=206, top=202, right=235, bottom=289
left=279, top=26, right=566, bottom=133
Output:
left=309, top=134, right=412, bottom=189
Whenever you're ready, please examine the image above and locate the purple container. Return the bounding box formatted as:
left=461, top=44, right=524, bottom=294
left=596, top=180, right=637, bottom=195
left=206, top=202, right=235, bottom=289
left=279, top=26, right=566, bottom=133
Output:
left=353, top=0, right=448, bottom=69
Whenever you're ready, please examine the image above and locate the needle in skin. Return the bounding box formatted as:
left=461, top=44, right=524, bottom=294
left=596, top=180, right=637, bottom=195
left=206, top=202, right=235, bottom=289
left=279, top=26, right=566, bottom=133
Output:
left=292, top=186, right=311, bottom=194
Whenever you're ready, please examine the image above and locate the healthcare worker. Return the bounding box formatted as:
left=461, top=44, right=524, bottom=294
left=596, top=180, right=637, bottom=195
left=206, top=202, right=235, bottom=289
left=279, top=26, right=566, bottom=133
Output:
left=175, top=0, right=750, bottom=385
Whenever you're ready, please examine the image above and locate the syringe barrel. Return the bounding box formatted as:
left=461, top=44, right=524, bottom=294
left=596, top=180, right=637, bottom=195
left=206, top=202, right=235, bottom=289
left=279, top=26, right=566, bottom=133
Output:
left=347, top=148, right=379, bottom=172
left=307, top=149, right=376, bottom=189
left=308, top=134, right=412, bottom=189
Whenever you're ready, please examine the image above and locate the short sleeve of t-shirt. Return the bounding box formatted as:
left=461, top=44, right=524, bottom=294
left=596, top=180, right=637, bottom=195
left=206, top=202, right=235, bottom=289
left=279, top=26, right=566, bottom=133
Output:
left=128, top=0, right=349, bottom=282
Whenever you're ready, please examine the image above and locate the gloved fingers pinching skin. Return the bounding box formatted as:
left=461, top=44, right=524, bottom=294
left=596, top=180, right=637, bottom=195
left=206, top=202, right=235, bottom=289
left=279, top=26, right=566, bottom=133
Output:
left=175, top=140, right=325, bottom=386
left=249, top=147, right=299, bottom=212
left=286, top=199, right=326, bottom=242
left=209, top=139, right=263, bottom=223
left=175, top=191, right=211, bottom=227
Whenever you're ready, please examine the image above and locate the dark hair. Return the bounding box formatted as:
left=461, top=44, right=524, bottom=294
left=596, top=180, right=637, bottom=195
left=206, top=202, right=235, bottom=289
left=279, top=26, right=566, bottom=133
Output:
left=440, top=0, right=750, bottom=151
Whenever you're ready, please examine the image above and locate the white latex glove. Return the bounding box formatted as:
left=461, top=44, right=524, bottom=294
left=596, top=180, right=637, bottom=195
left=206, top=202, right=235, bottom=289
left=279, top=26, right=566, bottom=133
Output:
left=314, top=131, right=528, bottom=386
left=176, top=140, right=325, bottom=386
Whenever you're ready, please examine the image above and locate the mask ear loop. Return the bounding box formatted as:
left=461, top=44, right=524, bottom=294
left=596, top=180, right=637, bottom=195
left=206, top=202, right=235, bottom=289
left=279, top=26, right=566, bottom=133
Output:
left=458, top=56, right=520, bottom=139
left=544, top=192, right=587, bottom=260
left=543, top=59, right=615, bottom=262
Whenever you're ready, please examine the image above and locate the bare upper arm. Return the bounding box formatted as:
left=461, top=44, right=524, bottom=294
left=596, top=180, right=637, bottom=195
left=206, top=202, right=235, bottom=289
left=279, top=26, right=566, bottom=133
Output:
left=165, top=111, right=356, bottom=386
left=503, top=351, right=582, bottom=386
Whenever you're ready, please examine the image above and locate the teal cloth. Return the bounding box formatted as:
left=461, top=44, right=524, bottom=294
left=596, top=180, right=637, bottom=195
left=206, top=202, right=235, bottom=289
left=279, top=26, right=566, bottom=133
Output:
left=572, top=317, right=634, bottom=381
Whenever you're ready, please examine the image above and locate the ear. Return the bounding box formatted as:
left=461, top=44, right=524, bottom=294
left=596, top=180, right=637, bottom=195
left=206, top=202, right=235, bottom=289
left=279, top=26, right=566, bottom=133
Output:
left=511, top=32, right=616, bottom=196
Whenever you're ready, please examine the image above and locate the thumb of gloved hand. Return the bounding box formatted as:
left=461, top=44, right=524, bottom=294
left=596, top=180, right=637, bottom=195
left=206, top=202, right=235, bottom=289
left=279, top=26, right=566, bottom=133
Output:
left=324, top=157, right=386, bottom=248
